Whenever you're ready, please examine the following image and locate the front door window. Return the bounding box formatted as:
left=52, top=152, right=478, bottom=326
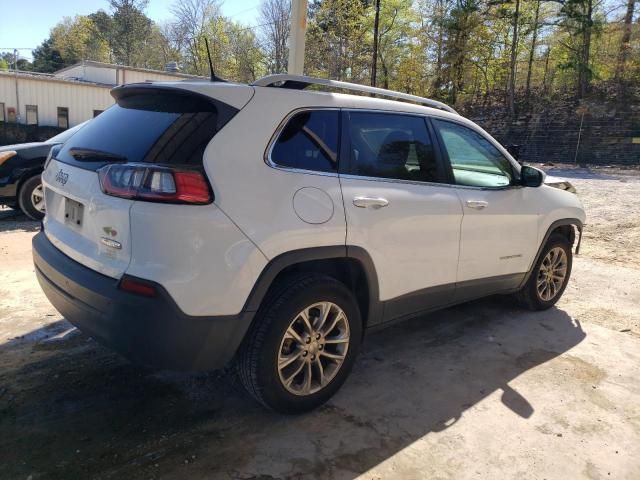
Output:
left=433, top=119, right=514, bottom=188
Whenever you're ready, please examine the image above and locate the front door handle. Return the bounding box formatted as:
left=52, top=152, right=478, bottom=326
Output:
left=353, top=196, right=389, bottom=209
left=466, top=200, right=488, bottom=210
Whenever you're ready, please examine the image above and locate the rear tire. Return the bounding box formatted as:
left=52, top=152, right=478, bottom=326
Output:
left=237, top=274, right=362, bottom=414
left=515, top=233, right=573, bottom=310
left=18, top=175, right=45, bottom=221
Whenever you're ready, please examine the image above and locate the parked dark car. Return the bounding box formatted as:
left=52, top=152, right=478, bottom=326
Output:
left=0, top=122, right=86, bottom=220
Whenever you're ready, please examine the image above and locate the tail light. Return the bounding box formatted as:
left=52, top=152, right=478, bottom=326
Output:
left=98, top=163, right=212, bottom=204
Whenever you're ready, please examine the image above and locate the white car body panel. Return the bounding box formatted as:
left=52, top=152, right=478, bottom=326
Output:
left=126, top=202, right=268, bottom=316
left=202, top=89, right=348, bottom=260
left=39, top=81, right=586, bottom=319
left=341, top=178, right=463, bottom=300
left=42, top=158, right=134, bottom=279
left=455, top=186, right=540, bottom=281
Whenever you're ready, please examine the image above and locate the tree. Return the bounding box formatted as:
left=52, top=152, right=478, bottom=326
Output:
left=170, top=0, right=221, bottom=74
left=440, top=0, right=483, bottom=104
left=259, top=0, right=291, bottom=74
left=31, top=39, right=66, bottom=73
left=368, top=0, right=417, bottom=89
left=306, top=0, right=370, bottom=81
left=614, top=0, right=637, bottom=82
left=555, top=0, right=603, bottom=97
left=525, top=0, right=541, bottom=99
left=0, top=58, right=8, bottom=71
left=507, top=0, right=521, bottom=116
left=109, top=0, right=152, bottom=66
left=51, top=15, right=110, bottom=64
left=228, top=23, right=266, bottom=82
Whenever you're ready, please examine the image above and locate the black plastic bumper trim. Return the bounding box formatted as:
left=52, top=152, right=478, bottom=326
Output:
left=32, top=231, right=253, bottom=371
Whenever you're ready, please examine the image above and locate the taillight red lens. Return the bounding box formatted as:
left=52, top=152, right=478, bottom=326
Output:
left=98, top=164, right=212, bottom=205
left=174, top=171, right=211, bottom=203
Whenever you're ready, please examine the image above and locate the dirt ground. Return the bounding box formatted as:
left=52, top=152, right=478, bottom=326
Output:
left=1, top=166, right=639, bottom=480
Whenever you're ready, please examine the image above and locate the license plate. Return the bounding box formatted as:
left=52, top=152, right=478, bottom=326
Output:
left=64, top=197, right=84, bottom=227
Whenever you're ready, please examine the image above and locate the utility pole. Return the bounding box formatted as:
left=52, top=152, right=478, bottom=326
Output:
left=371, top=0, right=381, bottom=87
left=14, top=49, right=20, bottom=124
left=288, top=0, right=309, bottom=75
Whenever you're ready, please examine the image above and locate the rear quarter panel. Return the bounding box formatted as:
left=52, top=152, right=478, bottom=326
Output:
left=203, top=88, right=348, bottom=260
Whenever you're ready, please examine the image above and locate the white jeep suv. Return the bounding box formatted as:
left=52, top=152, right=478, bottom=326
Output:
left=33, top=75, right=585, bottom=413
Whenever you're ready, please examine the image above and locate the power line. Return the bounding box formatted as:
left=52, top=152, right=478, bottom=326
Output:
left=225, top=5, right=259, bottom=19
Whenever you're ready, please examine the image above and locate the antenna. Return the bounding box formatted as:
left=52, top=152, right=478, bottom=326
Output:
left=203, top=37, right=226, bottom=82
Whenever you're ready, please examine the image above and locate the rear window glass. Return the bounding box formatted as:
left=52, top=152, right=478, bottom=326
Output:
left=270, top=110, right=339, bottom=172
left=55, top=90, right=233, bottom=170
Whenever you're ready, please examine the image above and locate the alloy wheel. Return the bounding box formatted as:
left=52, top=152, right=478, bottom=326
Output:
left=31, top=184, right=45, bottom=213
left=277, top=301, right=350, bottom=396
left=536, top=247, right=568, bottom=301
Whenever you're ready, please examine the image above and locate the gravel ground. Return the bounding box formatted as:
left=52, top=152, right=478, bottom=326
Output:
left=0, top=166, right=639, bottom=480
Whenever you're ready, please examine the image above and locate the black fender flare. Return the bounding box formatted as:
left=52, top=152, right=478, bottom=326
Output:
left=519, top=218, right=583, bottom=289
left=241, top=245, right=382, bottom=326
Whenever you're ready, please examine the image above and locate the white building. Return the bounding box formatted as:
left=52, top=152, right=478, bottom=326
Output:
left=0, top=61, right=201, bottom=129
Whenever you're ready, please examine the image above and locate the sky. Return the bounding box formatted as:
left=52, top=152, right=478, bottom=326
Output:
left=0, top=0, right=262, bottom=61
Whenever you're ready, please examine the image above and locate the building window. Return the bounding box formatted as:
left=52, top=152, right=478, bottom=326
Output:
left=93, top=110, right=104, bottom=118
left=57, top=107, right=69, bottom=129
left=0, top=103, right=5, bottom=122
left=7, top=107, right=16, bottom=123
left=26, top=105, right=38, bottom=125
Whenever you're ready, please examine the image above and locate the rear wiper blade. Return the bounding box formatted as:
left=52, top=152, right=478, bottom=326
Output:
left=68, top=148, right=128, bottom=162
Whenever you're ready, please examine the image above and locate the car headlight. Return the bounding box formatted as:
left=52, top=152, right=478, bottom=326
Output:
left=0, top=150, right=17, bottom=166
left=546, top=181, right=577, bottom=194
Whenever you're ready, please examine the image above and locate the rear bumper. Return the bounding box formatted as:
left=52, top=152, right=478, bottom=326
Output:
left=32, top=231, right=253, bottom=371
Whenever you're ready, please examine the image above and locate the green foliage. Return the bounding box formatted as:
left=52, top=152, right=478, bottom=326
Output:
left=31, top=39, right=66, bottom=73
left=109, top=0, right=153, bottom=66
left=22, top=0, right=638, bottom=102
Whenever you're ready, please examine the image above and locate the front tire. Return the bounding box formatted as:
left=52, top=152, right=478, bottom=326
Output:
left=516, top=233, right=573, bottom=310
left=237, top=274, right=362, bottom=414
left=18, top=175, right=45, bottom=220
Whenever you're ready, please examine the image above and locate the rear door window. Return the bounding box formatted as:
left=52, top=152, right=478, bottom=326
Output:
left=270, top=110, right=339, bottom=173
left=55, top=88, right=238, bottom=171
left=345, top=111, right=443, bottom=183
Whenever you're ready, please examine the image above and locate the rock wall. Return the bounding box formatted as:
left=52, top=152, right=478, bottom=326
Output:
left=461, top=86, right=640, bottom=165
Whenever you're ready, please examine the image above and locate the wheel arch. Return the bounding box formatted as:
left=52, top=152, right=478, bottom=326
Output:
left=243, top=246, right=382, bottom=330
left=520, top=218, right=583, bottom=288
left=16, top=167, right=44, bottom=198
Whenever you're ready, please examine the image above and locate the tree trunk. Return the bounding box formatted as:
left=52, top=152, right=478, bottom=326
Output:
left=614, top=0, right=635, bottom=82
left=525, top=0, right=541, bottom=100
left=542, top=46, right=551, bottom=92
left=508, top=0, right=521, bottom=117
left=578, top=0, right=593, bottom=98
left=432, top=0, right=445, bottom=93
left=371, top=0, right=380, bottom=87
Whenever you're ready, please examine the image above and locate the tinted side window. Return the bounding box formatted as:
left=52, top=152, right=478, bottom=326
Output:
left=270, top=110, right=339, bottom=172
left=433, top=119, right=514, bottom=188
left=347, top=112, right=441, bottom=183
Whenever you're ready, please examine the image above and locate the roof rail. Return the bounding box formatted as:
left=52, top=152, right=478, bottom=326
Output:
left=252, top=74, right=458, bottom=115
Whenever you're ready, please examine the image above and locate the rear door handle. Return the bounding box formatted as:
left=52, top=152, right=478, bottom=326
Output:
left=466, top=200, right=488, bottom=210
left=353, top=196, right=389, bottom=209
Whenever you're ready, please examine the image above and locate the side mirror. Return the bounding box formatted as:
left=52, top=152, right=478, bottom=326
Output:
left=520, top=165, right=544, bottom=187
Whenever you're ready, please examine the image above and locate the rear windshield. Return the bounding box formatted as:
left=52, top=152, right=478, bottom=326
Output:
left=55, top=88, right=238, bottom=170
